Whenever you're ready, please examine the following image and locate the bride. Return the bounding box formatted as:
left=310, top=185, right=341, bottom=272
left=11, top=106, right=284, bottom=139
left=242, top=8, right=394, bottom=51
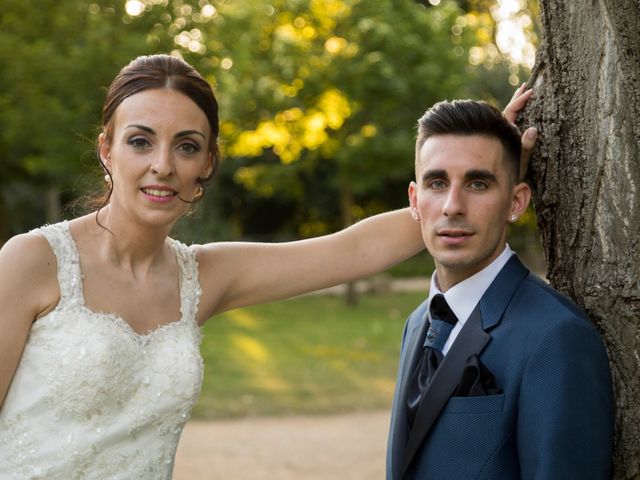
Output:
left=0, top=54, right=533, bottom=478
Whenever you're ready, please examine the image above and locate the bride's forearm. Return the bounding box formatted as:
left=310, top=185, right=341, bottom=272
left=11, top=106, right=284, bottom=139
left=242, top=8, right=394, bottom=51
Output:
left=201, top=208, right=426, bottom=314
left=338, top=207, right=425, bottom=278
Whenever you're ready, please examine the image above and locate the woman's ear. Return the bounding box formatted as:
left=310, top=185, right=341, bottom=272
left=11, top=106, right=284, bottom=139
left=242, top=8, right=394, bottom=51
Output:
left=202, top=152, right=214, bottom=178
left=98, top=133, right=111, bottom=172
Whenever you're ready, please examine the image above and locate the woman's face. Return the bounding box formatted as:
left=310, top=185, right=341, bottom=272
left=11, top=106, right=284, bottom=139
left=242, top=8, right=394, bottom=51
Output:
left=100, top=88, right=213, bottom=228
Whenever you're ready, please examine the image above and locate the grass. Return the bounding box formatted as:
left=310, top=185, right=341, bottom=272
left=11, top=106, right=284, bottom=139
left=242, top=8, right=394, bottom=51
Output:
left=192, top=291, right=427, bottom=419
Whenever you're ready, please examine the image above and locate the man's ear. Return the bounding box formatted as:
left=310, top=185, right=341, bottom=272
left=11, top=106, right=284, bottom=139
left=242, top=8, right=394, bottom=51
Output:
left=98, top=133, right=111, bottom=172
left=408, top=181, right=420, bottom=222
left=509, top=181, right=532, bottom=222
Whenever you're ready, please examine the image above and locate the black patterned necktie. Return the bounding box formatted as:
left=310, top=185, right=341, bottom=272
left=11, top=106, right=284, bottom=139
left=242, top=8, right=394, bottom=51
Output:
left=406, top=293, right=458, bottom=428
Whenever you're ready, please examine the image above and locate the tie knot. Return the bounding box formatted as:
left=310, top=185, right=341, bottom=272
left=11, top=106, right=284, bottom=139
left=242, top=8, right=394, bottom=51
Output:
left=430, top=294, right=458, bottom=326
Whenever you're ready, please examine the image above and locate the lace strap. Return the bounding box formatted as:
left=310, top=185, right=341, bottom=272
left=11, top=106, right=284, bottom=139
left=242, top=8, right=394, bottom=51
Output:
left=31, top=221, right=83, bottom=307
left=169, top=238, right=202, bottom=324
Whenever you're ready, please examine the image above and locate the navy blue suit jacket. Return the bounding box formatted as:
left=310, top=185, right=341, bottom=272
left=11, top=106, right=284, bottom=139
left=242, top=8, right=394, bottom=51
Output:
left=386, top=255, right=614, bottom=479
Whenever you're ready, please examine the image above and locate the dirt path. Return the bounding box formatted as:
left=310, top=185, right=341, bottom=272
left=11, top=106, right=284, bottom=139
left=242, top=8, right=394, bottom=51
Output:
left=173, top=410, right=390, bottom=479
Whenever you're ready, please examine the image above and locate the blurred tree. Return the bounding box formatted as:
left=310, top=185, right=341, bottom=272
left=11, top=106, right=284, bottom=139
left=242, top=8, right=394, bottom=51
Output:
left=178, top=0, right=541, bottom=243
left=0, top=0, right=542, bottom=259
left=523, top=0, right=640, bottom=476
left=0, top=0, right=174, bottom=240
left=199, top=0, right=473, bottom=239
left=182, top=0, right=476, bottom=303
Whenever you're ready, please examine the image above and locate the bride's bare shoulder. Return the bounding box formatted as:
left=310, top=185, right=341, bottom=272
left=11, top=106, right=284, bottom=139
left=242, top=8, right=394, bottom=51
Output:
left=1, top=230, right=56, bottom=265
left=0, top=230, right=60, bottom=315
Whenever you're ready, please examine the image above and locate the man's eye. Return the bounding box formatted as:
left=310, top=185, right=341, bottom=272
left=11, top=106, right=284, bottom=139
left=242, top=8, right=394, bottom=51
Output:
left=469, top=180, right=488, bottom=190
left=429, top=180, right=447, bottom=190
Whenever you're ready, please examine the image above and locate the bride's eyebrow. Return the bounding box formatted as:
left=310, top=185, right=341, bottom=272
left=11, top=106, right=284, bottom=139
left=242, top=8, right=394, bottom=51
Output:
left=124, top=124, right=154, bottom=134
left=124, top=125, right=205, bottom=139
left=175, top=130, right=206, bottom=139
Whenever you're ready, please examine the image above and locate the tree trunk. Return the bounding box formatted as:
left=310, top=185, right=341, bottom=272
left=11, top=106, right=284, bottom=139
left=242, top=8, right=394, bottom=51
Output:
left=0, top=189, right=8, bottom=245
left=340, top=179, right=359, bottom=306
left=46, top=187, right=61, bottom=224
left=524, top=1, right=640, bottom=477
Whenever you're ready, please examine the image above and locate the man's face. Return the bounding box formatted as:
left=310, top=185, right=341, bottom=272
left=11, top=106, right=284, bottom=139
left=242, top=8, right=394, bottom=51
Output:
left=409, top=134, right=530, bottom=291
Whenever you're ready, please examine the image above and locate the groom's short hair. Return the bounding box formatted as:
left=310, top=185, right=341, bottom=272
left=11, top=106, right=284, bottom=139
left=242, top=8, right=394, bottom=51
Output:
left=415, top=100, right=522, bottom=182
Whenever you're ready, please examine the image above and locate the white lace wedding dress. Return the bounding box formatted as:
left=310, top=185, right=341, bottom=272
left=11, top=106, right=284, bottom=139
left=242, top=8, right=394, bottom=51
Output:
left=0, top=222, right=204, bottom=479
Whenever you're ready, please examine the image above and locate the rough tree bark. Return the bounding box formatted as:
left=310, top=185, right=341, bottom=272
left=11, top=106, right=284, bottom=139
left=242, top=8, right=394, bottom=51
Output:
left=524, top=0, right=640, bottom=477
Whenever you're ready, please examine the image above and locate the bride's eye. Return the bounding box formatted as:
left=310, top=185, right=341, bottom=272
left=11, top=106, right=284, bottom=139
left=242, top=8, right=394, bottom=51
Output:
left=178, top=142, right=201, bottom=154
left=128, top=137, right=151, bottom=150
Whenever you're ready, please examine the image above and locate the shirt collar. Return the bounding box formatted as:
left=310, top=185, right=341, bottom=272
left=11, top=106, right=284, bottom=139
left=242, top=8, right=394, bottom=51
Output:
left=428, top=244, right=514, bottom=325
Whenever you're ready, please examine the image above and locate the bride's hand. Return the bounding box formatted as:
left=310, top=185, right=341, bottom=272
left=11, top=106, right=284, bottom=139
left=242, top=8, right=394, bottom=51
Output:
left=504, top=83, right=537, bottom=181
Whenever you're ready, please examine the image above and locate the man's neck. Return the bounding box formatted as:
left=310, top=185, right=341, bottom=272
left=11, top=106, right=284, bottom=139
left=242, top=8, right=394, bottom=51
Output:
left=434, top=244, right=510, bottom=292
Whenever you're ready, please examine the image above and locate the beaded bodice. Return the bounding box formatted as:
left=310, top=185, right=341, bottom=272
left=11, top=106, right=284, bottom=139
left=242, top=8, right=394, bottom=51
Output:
left=0, top=222, right=204, bottom=479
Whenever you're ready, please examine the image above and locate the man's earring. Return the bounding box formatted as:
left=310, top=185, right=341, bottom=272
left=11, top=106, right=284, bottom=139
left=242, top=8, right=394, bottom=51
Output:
left=411, top=208, right=420, bottom=222
left=510, top=215, right=517, bottom=222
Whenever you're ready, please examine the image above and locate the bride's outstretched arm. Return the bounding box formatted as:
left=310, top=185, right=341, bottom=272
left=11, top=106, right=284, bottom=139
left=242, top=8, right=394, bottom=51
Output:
left=503, top=83, right=537, bottom=181
left=194, top=84, right=537, bottom=323
left=195, top=207, right=424, bottom=320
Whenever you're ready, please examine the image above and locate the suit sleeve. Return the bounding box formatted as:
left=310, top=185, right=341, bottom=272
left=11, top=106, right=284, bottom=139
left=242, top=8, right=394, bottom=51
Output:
left=516, top=316, right=614, bottom=479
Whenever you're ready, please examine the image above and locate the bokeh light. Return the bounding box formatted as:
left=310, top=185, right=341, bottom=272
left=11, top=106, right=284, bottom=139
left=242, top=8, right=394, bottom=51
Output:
left=202, top=4, right=216, bottom=18
left=491, top=0, right=536, bottom=69
left=125, top=0, right=145, bottom=17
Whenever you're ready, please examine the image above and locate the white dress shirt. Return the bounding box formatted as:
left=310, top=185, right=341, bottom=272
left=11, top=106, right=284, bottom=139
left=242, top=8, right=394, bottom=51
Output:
left=428, top=244, right=514, bottom=355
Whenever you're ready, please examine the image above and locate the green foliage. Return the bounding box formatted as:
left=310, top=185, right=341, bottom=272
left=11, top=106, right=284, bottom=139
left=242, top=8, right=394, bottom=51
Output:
left=0, top=0, right=175, bottom=236
left=0, top=0, right=538, bottom=245
left=200, top=0, right=478, bottom=237
left=193, top=291, right=427, bottom=419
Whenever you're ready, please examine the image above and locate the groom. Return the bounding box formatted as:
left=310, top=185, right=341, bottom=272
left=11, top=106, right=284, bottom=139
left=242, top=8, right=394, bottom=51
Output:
left=386, top=100, right=614, bottom=479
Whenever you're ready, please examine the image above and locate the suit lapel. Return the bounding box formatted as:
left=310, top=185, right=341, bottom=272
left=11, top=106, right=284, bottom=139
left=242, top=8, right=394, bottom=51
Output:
left=400, top=306, right=489, bottom=477
left=478, top=255, right=529, bottom=330
left=398, top=310, right=431, bottom=403
left=399, top=255, right=530, bottom=478
left=389, top=300, right=430, bottom=480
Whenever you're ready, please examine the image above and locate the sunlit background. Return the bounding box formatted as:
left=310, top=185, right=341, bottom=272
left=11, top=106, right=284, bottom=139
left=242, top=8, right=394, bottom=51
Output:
left=0, top=0, right=540, bottom=267
left=0, top=0, right=545, bottom=457
left=125, top=0, right=536, bottom=76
